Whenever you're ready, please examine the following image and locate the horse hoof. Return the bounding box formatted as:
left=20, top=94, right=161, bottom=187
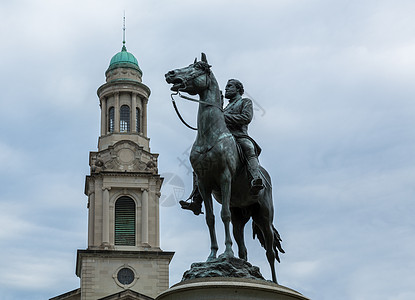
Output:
left=206, top=256, right=216, bottom=262
left=218, top=250, right=234, bottom=260
left=206, top=251, right=217, bottom=262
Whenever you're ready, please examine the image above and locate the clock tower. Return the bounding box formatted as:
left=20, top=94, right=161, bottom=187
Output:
left=51, top=33, right=173, bottom=300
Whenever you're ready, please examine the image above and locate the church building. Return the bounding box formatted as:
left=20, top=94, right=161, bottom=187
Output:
left=51, top=36, right=174, bottom=300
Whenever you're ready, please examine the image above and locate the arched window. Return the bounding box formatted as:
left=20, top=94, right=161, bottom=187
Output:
left=120, top=105, right=130, bottom=132
left=136, top=108, right=141, bottom=133
left=115, top=196, right=136, bottom=246
left=108, top=107, right=115, bottom=133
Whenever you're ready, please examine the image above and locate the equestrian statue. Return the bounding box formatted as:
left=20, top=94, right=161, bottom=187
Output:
left=165, top=53, right=284, bottom=283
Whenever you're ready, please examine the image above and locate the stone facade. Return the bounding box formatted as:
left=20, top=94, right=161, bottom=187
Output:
left=97, top=81, right=151, bottom=152
left=50, top=289, right=81, bottom=300
left=76, top=250, right=173, bottom=300
left=99, top=289, right=154, bottom=300
left=85, top=144, right=161, bottom=250
left=51, top=43, right=174, bottom=300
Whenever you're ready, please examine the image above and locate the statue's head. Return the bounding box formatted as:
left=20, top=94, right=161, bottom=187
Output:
left=225, top=79, right=244, bottom=99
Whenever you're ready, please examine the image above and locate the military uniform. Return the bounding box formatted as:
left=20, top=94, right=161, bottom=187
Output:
left=179, top=83, right=264, bottom=215
left=224, top=97, right=261, bottom=157
left=224, top=97, right=263, bottom=190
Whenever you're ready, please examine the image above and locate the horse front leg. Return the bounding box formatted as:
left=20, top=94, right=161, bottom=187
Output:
left=198, top=183, right=218, bottom=261
left=220, top=174, right=234, bottom=258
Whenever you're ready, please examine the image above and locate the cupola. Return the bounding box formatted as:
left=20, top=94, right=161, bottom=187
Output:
left=105, top=33, right=143, bottom=82
left=97, top=39, right=151, bottom=151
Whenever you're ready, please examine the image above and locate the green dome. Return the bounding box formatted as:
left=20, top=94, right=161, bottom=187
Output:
left=107, top=45, right=142, bottom=74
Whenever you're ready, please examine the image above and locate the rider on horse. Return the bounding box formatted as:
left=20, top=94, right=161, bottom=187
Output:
left=180, top=79, right=264, bottom=215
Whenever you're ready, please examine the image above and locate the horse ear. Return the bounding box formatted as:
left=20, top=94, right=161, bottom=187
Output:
left=194, top=57, right=197, bottom=64
left=201, top=53, right=208, bottom=64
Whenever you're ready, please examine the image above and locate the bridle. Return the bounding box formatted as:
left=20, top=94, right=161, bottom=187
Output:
left=170, top=66, right=223, bottom=130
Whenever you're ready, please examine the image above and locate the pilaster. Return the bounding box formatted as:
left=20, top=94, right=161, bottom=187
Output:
left=142, top=99, right=148, bottom=137
left=115, top=92, right=120, bottom=132
left=100, top=97, right=106, bottom=136
left=132, top=93, right=137, bottom=133
left=141, top=188, right=149, bottom=245
left=87, top=191, right=95, bottom=247
left=102, top=187, right=110, bottom=247
left=94, top=178, right=103, bottom=247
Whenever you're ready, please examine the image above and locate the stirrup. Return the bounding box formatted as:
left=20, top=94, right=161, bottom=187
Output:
left=179, top=199, right=203, bottom=215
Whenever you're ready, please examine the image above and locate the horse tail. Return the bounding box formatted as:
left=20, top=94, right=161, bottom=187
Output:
left=253, top=222, right=285, bottom=263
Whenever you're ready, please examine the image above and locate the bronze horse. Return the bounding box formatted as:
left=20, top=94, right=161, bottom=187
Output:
left=165, top=53, right=284, bottom=283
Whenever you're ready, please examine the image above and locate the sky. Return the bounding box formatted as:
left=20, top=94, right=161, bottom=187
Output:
left=0, top=0, right=414, bottom=299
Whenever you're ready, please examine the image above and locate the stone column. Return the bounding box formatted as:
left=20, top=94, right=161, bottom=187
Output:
left=143, top=98, right=148, bottom=137
left=115, top=92, right=120, bottom=132
left=155, top=191, right=161, bottom=247
left=88, top=192, right=95, bottom=247
left=141, top=189, right=149, bottom=245
left=102, top=187, right=110, bottom=247
left=94, top=180, right=103, bottom=246
left=100, top=97, right=106, bottom=136
left=132, top=93, right=137, bottom=133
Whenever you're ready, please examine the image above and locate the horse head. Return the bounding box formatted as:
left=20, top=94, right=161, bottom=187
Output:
left=165, top=53, right=212, bottom=96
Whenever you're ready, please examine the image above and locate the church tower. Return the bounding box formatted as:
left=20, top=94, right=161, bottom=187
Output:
left=55, top=27, right=174, bottom=300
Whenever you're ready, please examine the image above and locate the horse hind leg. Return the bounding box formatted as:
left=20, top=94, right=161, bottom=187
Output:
left=253, top=221, right=278, bottom=283
left=264, top=224, right=278, bottom=284
left=198, top=184, right=218, bottom=261
left=220, top=172, right=234, bottom=258
left=231, top=207, right=249, bottom=261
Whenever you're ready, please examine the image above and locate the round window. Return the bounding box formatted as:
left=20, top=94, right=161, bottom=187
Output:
left=117, top=267, right=135, bottom=285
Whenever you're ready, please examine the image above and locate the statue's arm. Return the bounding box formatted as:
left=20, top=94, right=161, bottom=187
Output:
left=224, top=98, right=253, bottom=125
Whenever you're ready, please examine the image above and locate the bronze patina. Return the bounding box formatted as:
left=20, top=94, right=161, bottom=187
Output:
left=165, top=53, right=284, bottom=283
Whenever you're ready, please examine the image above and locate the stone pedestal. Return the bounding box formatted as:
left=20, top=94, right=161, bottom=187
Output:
left=156, top=278, right=310, bottom=300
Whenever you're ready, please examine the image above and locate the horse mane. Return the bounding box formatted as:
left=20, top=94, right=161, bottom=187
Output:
left=194, top=61, right=212, bottom=74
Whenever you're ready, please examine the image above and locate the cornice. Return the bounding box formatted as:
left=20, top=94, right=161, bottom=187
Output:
left=76, top=249, right=175, bottom=277
left=97, top=80, right=151, bottom=99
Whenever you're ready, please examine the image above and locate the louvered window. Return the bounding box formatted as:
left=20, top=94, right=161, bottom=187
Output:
left=120, top=105, right=130, bottom=132
left=136, top=108, right=141, bottom=133
left=108, top=107, right=115, bottom=133
left=115, top=197, right=136, bottom=246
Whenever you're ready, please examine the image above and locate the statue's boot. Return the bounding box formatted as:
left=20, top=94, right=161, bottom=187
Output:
left=247, top=156, right=264, bottom=195
left=179, top=187, right=203, bottom=215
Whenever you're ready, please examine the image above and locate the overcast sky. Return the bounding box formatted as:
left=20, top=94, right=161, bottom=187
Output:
left=0, top=0, right=414, bottom=299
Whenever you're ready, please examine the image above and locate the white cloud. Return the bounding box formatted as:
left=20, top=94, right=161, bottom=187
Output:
left=0, top=250, right=77, bottom=291
left=0, top=204, right=32, bottom=240
left=0, top=143, right=27, bottom=173
left=1, top=0, right=415, bottom=299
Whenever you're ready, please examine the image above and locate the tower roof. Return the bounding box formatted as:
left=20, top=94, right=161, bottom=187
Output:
left=107, top=45, right=142, bottom=75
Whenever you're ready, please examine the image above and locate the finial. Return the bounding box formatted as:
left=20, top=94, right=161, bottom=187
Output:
left=122, top=11, right=126, bottom=51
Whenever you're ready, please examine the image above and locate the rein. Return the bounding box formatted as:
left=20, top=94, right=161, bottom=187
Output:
left=177, top=90, right=223, bottom=111
left=170, top=73, right=223, bottom=130
left=170, top=91, right=197, bottom=130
